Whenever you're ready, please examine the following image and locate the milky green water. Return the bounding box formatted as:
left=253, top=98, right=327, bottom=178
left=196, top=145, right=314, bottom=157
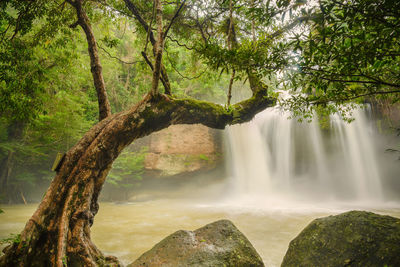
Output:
left=1, top=201, right=399, bottom=266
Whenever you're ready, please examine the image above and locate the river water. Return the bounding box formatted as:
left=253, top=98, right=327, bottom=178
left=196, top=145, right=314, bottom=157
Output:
left=1, top=107, right=400, bottom=266
left=1, top=202, right=399, bottom=266
left=1, top=201, right=399, bottom=266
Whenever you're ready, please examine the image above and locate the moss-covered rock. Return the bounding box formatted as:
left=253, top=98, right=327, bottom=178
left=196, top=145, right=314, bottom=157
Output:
left=128, top=219, right=264, bottom=267
left=281, top=210, right=400, bottom=267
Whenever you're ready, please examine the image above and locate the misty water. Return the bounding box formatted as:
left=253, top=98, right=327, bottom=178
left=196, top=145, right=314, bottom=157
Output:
left=1, top=107, right=400, bottom=266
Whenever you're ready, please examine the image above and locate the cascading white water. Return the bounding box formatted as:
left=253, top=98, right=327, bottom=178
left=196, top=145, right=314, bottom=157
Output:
left=225, top=106, right=384, bottom=207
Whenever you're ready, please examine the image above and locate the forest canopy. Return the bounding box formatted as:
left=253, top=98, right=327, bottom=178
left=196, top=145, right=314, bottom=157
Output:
left=1, top=0, right=399, bottom=120
left=0, top=0, right=399, bottom=266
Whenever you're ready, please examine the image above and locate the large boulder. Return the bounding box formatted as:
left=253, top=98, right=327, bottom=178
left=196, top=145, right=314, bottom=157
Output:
left=128, top=219, right=264, bottom=267
left=282, top=210, right=400, bottom=267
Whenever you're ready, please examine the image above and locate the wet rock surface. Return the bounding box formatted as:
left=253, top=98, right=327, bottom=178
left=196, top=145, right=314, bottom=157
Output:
left=144, top=124, right=221, bottom=177
left=282, top=210, right=400, bottom=267
left=128, top=219, right=264, bottom=267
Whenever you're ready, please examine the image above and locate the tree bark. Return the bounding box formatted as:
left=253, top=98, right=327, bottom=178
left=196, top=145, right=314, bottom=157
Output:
left=0, top=150, right=14, bottom=202
left=0, top=91, right=275, bottom=267
left=67, top=0, right=111, bottom=121
left=0, top=122, right=24, bottom=203
left=226, top=0, right=235, bottom=106
left=227, top=69, right=235, bottom=106
left=251, top=0, right=256, bottom=43
left=124, top=0, right=172, bottom=95
left=247, top=70, right=268, bottom=95
left=151, top=0, right=164, bottom=96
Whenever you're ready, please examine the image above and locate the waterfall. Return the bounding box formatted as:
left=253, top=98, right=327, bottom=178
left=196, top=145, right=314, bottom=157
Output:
left=225, top=107, right=384, bottom=207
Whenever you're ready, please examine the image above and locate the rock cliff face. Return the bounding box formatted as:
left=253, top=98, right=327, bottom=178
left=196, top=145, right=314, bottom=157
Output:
left=371, top=101, right=400, bottom=125
left=144, top=124, right=221, bottom=177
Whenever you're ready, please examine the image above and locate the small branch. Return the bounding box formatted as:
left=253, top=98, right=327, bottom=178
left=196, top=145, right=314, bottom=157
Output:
left=227, top=0, right=234, bottom=50
left=20, top=189, right=27, bottom=205
left=151, top=0, right=164, bottom=96
left=165, top=50, right=206, bottom=80
left=144, top=0, right=155, bottom=53
left=251, top=0, right=256, bottom=43
left=164, top=0, right=187, bottom=37
left=166, top=36, right=197, bottom=51
left=141, top=51, right=170, bottom=94
left=69, top=20, right=79, bottom=28
left=227, top=69, right=235, bottom=107
left=311, top=90, right=400, bottom=105
left=141, top=51, right=155, bottom=71
left=194, top=16, right=208, bottom=43
left=124, top=0, right=156, bottom=45
left=303, top=71, right=400, bottom=88
left=98, top=44, right=142, bottom=65
left=269, top=15, right=316, bottom=39
left=0, top=23, right=11, bottom=43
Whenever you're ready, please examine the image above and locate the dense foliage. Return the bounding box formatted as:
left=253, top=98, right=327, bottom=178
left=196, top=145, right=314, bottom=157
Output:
left=0, top=0, right=234, bottom=203
left=282, top=0, right=400, bottom=119
left=0, top=0, right=399, bottom=203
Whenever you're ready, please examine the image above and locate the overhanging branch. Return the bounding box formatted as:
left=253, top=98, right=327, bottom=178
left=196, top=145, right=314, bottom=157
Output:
left=164, top=89, right=276, bottom=128
left=303, top=71, right=400, bottom=89
left=311, top=90, right=400, bottom=105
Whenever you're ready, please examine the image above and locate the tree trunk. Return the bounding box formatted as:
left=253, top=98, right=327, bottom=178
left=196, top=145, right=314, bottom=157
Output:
left=247, top=70, right=267, bottom=95
left=0, top=122, right=24, bottom=203
left=0, top=92, right=274, bottom=266
left=227, top=69, right=235, bottom=106
left=151, top=0, right=164, bottom=96
left=124, top=0, right=172, bottom=95
left=67, top=0, right=111, bottom=121
left=226, top=0, right=235, bottom=106
left=0, top=150, right=14, bottom=203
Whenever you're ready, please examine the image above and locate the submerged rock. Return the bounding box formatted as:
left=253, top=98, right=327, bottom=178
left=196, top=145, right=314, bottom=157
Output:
left=128, top=219, right=264, bottom=267
left=282, top=210, right=400, bottom=267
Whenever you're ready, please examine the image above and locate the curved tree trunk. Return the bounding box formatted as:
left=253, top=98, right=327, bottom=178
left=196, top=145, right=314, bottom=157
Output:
left=0, top=92, right=275, bottom=267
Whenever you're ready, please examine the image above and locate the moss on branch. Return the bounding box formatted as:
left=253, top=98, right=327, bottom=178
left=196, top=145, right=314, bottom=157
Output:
left=161, top=89, right=276, bottom=129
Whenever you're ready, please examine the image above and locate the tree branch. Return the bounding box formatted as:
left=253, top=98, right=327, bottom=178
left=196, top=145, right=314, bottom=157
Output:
left=124, top=0, right=171, bottom=95
left=269, top=15, right=316, bottom=40
left=227, top=69, right=235, bottom=106
left=164, top=0, right=186, bottom=38
left=165, top=50, right=206, bottom=80
left=123, top=0, right=156, bottom=44
left=151, top=0, right=164, bottom=96
left=141, top=51, right=170, bottom=91
left=311, top=90, right=400, bottom=105
left=98, top=44, right=142, bottom=65
left=166, top=35, right=197, bottom=51
left=147, top=89, right=276, bottom=129
left=303, top=71, right=400, bottom=88
left=67, top=0, right=111, bottom=121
